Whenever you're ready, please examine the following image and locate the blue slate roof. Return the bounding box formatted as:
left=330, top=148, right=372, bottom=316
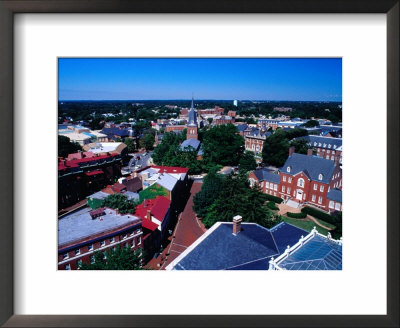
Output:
left=327, top=188, right=342, bottom=203
left=101, top=127, right=129, bottom=137
left=277, top=235, right=342, bottom=270
left=236, top=124, right=248, bottom=132
left=281, top=153, right=335, bottom=184
left=188, top=108, right=198, bottom=127
left=181, top=138, right=201, bottom=151
left=173, top=222, right=307, bottom=270
left=253, top=168, right=281, bottom=184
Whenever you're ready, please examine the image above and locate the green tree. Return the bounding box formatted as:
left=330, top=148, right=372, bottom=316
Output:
left=124, top=138, right=136, bottom=153
left=289, top=138, right=309, bottom=155
left=102, top=194, right=137, bottom=214
left=193, top=168, right=225, bottom=218
left=202, top=124, right=244, bottom=167
left=239, top=151, right=257, bottom=173
left=140, top=133, right=155, bottom=151
left=79, top=245, right=144, bottom=270
left=115, top=137, right=122, bottom=142
left=262, top=128, right=308, bottom=167
left=302, top=119, right=319, bottom=127
left=58, top=135, right=82, bottom=158
left=202, top=173, right=275, bottom=229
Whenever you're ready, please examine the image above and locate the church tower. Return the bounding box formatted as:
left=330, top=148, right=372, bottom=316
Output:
left=187, top=96, right=198, bottom=140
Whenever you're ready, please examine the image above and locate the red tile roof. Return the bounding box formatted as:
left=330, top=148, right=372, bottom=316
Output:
left=134, top=196, right=171, bottom=223
left=151, top=165, right=189, bottom=174
left=111, top=182, right=126, bottom=193
left=85, top=170, right=104, bottom=176
left=141, top=218, right=158, bottom=231
left=151, top=196, right=171, bottom=222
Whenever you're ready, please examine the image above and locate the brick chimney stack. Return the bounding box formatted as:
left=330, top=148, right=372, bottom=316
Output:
left=232, top=215, right=242, bottom=235
left=289, top=146, right=295, bottom=157
left=146, top=209, right=151, bottom=221
left=307, top=148, right=313, bottom=156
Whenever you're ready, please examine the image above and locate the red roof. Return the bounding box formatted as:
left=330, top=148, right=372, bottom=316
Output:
left=135, top=199, right=157, bottom=220
left=111, top=182, right=126, bottom=193
left=150, top=196, right=171, bottom=222
left=141, top=218, right=158, bottom=231
left=151, top=165, right=189, bottom=174
left=58, top=153, right=119, bottom=171
left=85, top=170, right=104, bottom=176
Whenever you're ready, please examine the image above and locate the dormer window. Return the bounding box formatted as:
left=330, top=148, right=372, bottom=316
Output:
left=287, top=166, right=291, bottom=173
left=318, top=174, right=323, bottom=180
left=333, top=145, right=337, bottom=149
left=328, top=144, right=331, bottom=148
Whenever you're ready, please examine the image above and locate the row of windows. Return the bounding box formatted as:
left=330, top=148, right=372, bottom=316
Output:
left=314, top=142, right=338, bottom=149
left=61, top=230, right=141, bottom=260
left=329, top=200, right=342, bottom=210
left=311, top=195, right=323, bottom=204
left=282, top=176, right=292, bottom=183
left=265, top=182, right=278, bottom=191
left=313, top=184, right=325, bottom=192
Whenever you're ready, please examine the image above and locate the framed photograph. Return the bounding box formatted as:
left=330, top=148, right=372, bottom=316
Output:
left=0, top=1, right=398, bottom=327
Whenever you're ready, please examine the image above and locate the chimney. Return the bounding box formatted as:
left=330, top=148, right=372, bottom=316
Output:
left=147, top=209, right=151, bottom=221
left=289, top=146, right=295, bottom=157
left=232, top=215, right=242, bottom=235
left=307, top=148, right=313, bottom=156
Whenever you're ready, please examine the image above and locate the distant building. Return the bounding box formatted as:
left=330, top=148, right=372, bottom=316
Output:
left=227, top=110, right=236, bottom=117
left=83, top=142, right=128, bottom=157
left=58, top=207, right=143, bottom=270
left=257, top=118, right=279, bottom=130
left=214, top=115, right=235, bottom=125
left=273, top=107, right=293, bottom=112
left=244, top=128, right=271, bottom=154
left=233, top=99, right=238, bottom=107
left=295, top=135, right=342, bottom=164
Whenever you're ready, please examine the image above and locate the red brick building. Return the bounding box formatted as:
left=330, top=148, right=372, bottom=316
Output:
left=249, top=147, right=342, bottom=210
left=214, top=115, right=235, bottom=125
left=58, top=153, right=123, bottom=210
left=244, top=129, right=271, bottom=154
left=58, top=207, right=143, bottom=270
left=165, top=125, right=186, bottom=133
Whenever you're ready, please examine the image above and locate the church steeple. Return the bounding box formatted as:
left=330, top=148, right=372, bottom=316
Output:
left=187, top=95, right=198, bottom=140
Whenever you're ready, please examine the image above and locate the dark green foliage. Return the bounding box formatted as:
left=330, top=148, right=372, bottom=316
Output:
left=302, top=119, right=319, bottom=127
left=87, top=198, right=104, bottom=209
left=124, top=138, right=136, bottom=152
left=264, top=194, right=284, bottom=203
left=301, top=206, right=339, bottom=226
left=140, top=133, right=155, bottom=151
left=138, top=185, right=168, bottom=203
left=289, top=138, right=309, bottom=155
left=202, top=124, right=244, bottom=167
left=200, top=173, right=275, bottom=229
left=239, top=151, right=257, bottom=173
left=89, top=116, right=104, bottom=130
left=58, top=135, right=83, bottom=158
left=193, top=168, right=225, bottom=218
left=262, top=128, right=308, bottom=167
left=152, top=131, right=186, bottom=165
left=78, top=245, right=144, bottom=270
left=102, top=194, right=137, bottom=214
left=331, top=211, right=342, bottom=239
left=267, top=201, right=279, bottom=211
left=286, top=212, right=307, bottom=218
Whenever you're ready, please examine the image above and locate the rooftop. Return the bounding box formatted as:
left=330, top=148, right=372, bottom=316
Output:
left=58, top=207, right=141, bottom=248
left=281, top=153, right=336, bottom=184
left=327, top=188, right=342, bottom=203
left=276, top=234, right=342, bottom=270
left=253, top=168, right=281, bottom=184
left=181, top=138, right=201, bottom=151
left=168, top=222, right=307, bottom=270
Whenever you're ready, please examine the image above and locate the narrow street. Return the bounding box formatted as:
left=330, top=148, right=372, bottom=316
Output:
left=146, top=181, right=206, bottom=269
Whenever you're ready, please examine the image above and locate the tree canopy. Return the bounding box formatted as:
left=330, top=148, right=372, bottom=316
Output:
left=262, top=128, right=308, bottom=167
left=302, top=119, right=319, bottom=127
left=101, top=194, right=137, bottom=214
left=195, top=172, right=278, bottom=229
left=202, top=124, right=244, bottom=167
left=139, top=133, right=155, bottom=151
left=239, top=150, right=257, bottom=173
left=58, top=135, right=83, bottom=158
left=289, top=138, right=309, bottom=155
left=124, top=138, right=136, bottom=153
left=193, top=168, right=225, bottom=218
left=78, top=245, right=144, bottom=270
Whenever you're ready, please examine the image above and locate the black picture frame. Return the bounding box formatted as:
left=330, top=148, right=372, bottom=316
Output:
left=0, top=1, right=398, bottom=327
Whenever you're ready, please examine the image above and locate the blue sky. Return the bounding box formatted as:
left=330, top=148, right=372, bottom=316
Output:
left=58, top=58, right=342, bottom=101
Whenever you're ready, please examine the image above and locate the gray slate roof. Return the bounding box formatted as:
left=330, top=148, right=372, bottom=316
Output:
left=327, top=188, right=342, bottom=203
left=281, top=153, right=336, bottom=184
left=181, top=138, right=201, bottom=151
left=58, top=207, right=140, bottom=247
left=253, top=168, right=281, bottom=184
left=188, top=109, right=198, bottom=126
left=236, top=124, right=249, bottom=132
left=297, top=135, right=342, bottom=150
